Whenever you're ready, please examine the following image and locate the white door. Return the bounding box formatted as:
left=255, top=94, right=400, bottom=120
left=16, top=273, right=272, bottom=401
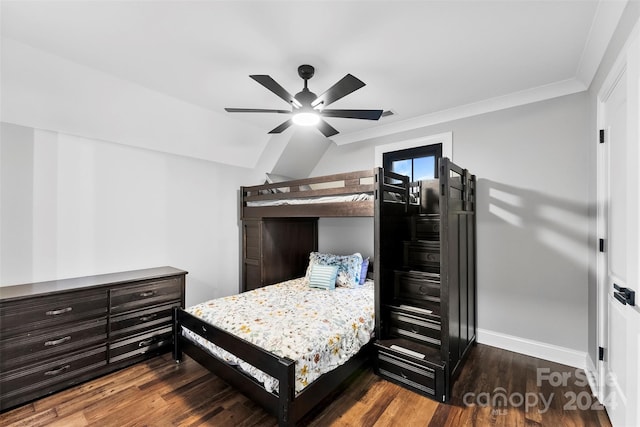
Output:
left=597, top=24, right=640, bottom=427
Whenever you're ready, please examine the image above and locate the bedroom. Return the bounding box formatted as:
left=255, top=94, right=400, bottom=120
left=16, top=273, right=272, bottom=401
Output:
left=1, top=1, right=639, bottom=426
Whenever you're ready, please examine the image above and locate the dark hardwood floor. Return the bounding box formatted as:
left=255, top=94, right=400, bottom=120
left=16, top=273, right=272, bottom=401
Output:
left=0, top=344, right=612, bottom=426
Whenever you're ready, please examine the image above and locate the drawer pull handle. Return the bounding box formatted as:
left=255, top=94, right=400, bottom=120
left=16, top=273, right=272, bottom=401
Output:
left=418, top=285, right=427, bottom=295
left=139, top=314, right=157, bottom=322
left=138, top=339, right=155, bottom=347
left=400, top=371, right=408, bottom=379
left=139, top=291, right=155, bottom=298
left=44, top=336, right=72, bottom=346
left=44, top=365, right=70, bottom=376
left=45, top=307, right=72, bottom=316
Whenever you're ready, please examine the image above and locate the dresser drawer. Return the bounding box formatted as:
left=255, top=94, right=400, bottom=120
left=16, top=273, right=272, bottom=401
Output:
left=412, top=216, right=440, bottom=240
left=389, top=310, right=441, bottom=347
left=0, top=289, right=107, bottom=338
left=110, top=302, right=178, bottom=340
left=404, top=241, right=440, bottom=271
left=109, top=326, right=172, bottom=363
left=0, top=319, right=107, bottom=372
left=376, top=349, right=437, bottom=396
left=394, top=270, right=440, bottom=304
left=0, top=345, right=107, bottom=403
left=110, top=278, right=182, bottom=314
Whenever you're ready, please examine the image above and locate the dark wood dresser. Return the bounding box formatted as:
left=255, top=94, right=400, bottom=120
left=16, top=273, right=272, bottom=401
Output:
left=0, top=266, right=187, bottom=411
left=241, top=218, right=317, bottom=292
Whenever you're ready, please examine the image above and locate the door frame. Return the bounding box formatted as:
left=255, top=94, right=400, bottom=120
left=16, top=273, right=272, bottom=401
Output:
left=595, top=15, right=640, bottom=415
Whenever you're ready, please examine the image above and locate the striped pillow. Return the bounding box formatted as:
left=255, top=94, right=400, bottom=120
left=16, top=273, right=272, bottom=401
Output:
left=308, top=264, right=339, bottom=290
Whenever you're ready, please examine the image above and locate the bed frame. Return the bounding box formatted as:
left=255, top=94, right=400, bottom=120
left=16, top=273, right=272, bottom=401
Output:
left=240, top=168, right=411, bottom=219
left=173, top=168, right=414, bottom=426
left=173, top=309, right=372, bottom=426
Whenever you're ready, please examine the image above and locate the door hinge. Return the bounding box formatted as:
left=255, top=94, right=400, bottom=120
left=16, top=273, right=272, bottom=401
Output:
left=599, top=129, right=605, bottom=144
left=598, top=346, right=604, bottom=361
left=599, top=238, right=605, bottom=253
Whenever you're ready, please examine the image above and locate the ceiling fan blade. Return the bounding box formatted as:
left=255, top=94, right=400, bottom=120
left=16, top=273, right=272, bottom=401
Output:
left=321, top=109, right=383, bottom=120
left=311, top=74, right=365, bottom=108
left=268, top=119, right=294, bottom=134
left=225, top=108, right=291, bottom=114
left=316, top=119, right=339, bottom=137
left=250, top=75, right=301, bottom=107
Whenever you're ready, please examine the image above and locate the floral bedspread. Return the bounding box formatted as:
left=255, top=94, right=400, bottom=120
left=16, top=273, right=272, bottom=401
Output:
left=182, top=277, right=375, bottom=394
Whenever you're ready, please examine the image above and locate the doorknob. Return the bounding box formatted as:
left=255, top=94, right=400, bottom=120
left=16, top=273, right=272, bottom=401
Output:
left=613, top=283, right=636, bottom=306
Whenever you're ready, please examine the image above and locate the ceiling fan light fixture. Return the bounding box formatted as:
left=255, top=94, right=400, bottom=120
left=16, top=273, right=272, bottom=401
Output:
left=226, top=65, right=384, bottom=137
left=292, top=111, right=320, bottom=126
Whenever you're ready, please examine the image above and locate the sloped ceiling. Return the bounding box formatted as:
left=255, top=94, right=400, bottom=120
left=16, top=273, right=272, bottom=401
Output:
left=0, top=0, right=627, bottom=169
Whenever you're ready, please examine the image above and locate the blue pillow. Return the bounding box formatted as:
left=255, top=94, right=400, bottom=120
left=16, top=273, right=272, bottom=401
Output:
left=304, top=252, right=363, bottom=288
left=359, top=258, right=370, bottom=285
left=308, top=264, right=338, bottom=290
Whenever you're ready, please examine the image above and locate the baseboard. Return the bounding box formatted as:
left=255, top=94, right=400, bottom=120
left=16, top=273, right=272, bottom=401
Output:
left=477, top=328, right=588, bottom=370
left=585, top=354, right=600, bottom=399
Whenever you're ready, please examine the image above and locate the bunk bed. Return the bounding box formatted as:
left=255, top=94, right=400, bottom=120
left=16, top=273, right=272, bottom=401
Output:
left=173, top=160, right=476, bottom=425
left=173, top=168, right=413, bottom=427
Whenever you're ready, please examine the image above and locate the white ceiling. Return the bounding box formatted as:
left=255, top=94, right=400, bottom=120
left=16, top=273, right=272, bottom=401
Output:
left=0, top=0, right=628, bottom=159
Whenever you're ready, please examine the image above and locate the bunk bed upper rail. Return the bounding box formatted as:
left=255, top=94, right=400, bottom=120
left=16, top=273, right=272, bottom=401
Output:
left=240, top=168, right=418, bottom=219
left=243, top=169, right=376, bottom=199
left=241, top=169, right=380, bottom=219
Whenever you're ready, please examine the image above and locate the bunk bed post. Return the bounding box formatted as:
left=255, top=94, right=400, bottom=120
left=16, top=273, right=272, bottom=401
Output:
left=374, top=167, right=384, bottom=338
left=438, top=157, right=452, bottom=400
left=277, top=358, right=295, bottom=427
left=172, top=307, right=183, bottom=363
left=470, top=173, right=478, bottom=344
left=240, top=186, right=246, bottom=220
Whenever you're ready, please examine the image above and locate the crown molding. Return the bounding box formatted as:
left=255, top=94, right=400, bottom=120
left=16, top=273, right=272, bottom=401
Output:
left=332, top=78, right=587, bottom=146
left=575, top=0, right=628, bottom=87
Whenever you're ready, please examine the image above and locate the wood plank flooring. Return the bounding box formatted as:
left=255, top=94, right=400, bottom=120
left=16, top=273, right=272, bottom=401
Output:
left=0, top=344, right=612, bottom=426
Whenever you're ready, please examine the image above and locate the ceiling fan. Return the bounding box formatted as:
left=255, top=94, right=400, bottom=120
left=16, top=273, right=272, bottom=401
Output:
left=225, top=64, right=384, bottom=137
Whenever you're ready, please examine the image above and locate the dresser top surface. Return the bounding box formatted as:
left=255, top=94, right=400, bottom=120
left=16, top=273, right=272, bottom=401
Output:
left=0, top=266, right=188, bottom=302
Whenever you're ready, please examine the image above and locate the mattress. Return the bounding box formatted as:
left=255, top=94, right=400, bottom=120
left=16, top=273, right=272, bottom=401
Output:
left=246, top=193, right=373, bottom=207
left=182, top=277, right=375, bottom=394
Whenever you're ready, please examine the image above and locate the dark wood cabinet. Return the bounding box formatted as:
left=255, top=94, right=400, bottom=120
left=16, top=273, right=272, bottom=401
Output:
left=0, top=266, right=186, bottom=412
left=374, top=158, right=476, bottom=402
left=241, top=218, right=318, bottom=292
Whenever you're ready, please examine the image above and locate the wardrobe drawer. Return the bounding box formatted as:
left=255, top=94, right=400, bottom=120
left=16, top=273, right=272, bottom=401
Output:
left=110, top=278, right=182, bottom=314
left=0, top=319, right=107, bottom=372
left=394, top=270, right=440, bottom=303
left=376, top=349, right=437, bottom=396
left=389, top=310, right=441, bottom=347
left=110, top=302, right=178, bottom=340
left=0, top=345, right=107, bottom=401
left=0, top=289, right=108, bottom=338
left=109, top=326, right=173, bottom=364
left=412, top=216, right=440, bottom=240
left=404, top=241, right=440, bottom=270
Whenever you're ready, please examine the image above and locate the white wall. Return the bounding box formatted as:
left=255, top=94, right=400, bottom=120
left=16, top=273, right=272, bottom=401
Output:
left=0, top=122, right=260, bottom=306
left=313, top=92, right=591, bottom=359
left=1, top=38, right=267, bottom=169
